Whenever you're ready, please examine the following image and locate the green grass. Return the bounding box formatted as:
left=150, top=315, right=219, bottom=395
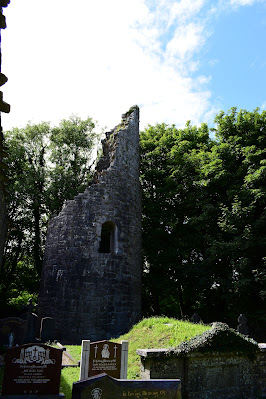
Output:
left=0, top=317, right=211, bottom=399
left=112, top=317, right=211, bottom=379
left=60, top=367, right=80, bottom=398
left=65, top=345, right=82, bottom=362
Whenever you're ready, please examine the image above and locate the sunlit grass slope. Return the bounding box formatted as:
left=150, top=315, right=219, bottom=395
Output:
left=0, top=317, right=211, bottom=399
left=112, top=316, right=211, bottom=379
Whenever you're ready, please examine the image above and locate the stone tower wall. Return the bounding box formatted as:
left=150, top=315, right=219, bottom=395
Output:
left=38, top=106, right=142, bottom=344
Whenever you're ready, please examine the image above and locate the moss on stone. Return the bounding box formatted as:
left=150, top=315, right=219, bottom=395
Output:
left=115, top=105, right=139, bottom=133
left=171, top=322, right=258, bottom=358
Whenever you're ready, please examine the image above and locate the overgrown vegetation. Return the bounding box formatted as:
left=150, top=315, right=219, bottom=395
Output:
left=112, top=317, right=211, bottom=379
left=0, top=107, right=266, bottom=340
left=140, top=108, right=266, bottom=340
left=62, top=317, right=211, bottom=396
left=0, top=317, right=210, bottom=398
left=58, top=317, right=211, bottom=384
left=0, top=116, right=98, bottom=316
left=172, top=322, right=258, bottom=357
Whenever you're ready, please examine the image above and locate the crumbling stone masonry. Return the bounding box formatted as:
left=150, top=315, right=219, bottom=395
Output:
left=38, top=106, right=142, bottom=344
left=137, top=324, right=266, bottom=399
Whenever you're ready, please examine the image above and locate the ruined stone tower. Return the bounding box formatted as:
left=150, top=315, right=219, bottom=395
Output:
left=38, top=106, right=142, bottom=344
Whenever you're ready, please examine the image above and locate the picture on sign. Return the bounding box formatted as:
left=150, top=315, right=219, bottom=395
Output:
left=89, top=340, right=122, bottom=379
left=1, top=343, right=63, bottom=395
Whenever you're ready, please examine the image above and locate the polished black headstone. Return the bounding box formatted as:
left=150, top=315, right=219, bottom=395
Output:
left=1, top=343, right=63, bottom=395
left=89, top=340, right=122, bottom=378
left=72, top=373, right=182, bottom=399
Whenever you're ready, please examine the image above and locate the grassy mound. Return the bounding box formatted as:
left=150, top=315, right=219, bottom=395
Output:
left=0, top=317, right=211, bottom=399
left=66, top=316, right=211, bottom=380
left=114, top=316, right=211, bottom=378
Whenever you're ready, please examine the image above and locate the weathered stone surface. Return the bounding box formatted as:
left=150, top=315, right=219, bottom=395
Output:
left=137, top=324, right=265, bottom=399
left=40, top=317, right=56, bottom=342
left=38, top=106, right=142, bottom=344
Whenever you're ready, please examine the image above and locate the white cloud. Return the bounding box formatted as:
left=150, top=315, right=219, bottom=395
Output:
left=2, top=0, right=260, bottom=133
left=2, top=0, right=214, bottom=132
left=166, top=23, right=205, bottom=62
left=230, top=0, right=257, bottom=5
left=168, top=0, right=206, bottom=25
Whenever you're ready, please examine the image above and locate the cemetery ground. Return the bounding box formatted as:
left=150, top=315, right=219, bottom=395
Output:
left=0, top=317, right=211, bottom=399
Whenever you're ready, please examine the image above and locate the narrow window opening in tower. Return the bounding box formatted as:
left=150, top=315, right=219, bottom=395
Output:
left=99, top=221, right=118, bottom=254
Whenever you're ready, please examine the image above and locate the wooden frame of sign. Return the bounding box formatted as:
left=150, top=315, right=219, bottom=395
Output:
left=79, top=340, right=128, bottom=380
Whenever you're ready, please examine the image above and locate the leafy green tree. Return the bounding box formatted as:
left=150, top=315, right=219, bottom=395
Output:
left=47, top=116, right=96, bottom=214
left=0, top=128, right=8, bottom=272
left=207, top=108, right=266, bottom=330
left=140, top=108, right=266, bottom=338
left=140, top=122, right=213, bottom=318
left=1, top=121, right=50, bottom=302
left=0, top=116, right=97, bottom=312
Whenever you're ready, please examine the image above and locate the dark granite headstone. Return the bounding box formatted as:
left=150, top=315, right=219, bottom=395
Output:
left=40, top=317, right=56, bottom=342
left=89, top=341, right=122, bottom=379
left=1, top=343, right=63, bottom=395
left=191, top=313, right=201, bottom=324
left=237, top=313, right=249, bottom=335
left=0, top=317, right=27, bottom=346
left=72, top=373, right=182, bottom=399
left=20, top=312, right=38, bottom=343
left=19, top=298, right=38, bottom=343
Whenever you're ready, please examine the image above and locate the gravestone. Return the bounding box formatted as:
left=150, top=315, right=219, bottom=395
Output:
left=237, top=313, right=249, bottom=335
left=19, top=312, right=38, bottom=344
left=40, top=316, right=56, bottom=342
left=0, top=343, right=64, bottom=397
left=72, top=373, right=182, bottom=399
left=20, top=298, right=38, bottom=343
left=0, top=317, right=27, bottom=346
left=191, top=313, right=201, bottom=324
left=80, top=340, right=128, bottom=380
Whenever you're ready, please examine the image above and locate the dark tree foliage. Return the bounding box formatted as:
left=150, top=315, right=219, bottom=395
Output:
left=0, top=116, right=97, bottom=314
left=1, top=107, right=265, bottom=339
left=140, top=108, right=266, bottom=340
left=0, top=128, right=8, bottom=273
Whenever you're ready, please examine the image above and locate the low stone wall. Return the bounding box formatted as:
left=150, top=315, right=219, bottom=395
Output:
left=137, top=324, right=266, bottom=399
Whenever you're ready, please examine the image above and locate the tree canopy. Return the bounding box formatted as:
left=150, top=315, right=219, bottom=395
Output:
left=0, top=128, right=8, bottom=273
left=1, top=107, right=265, bottom=340
left=0, top=116, right=97, bottom=311
left=140, top=108, right=266, bottom=339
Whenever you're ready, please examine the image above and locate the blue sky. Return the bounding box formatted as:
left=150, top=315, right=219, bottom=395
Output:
left=1, top=0, right=266, bottom=132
